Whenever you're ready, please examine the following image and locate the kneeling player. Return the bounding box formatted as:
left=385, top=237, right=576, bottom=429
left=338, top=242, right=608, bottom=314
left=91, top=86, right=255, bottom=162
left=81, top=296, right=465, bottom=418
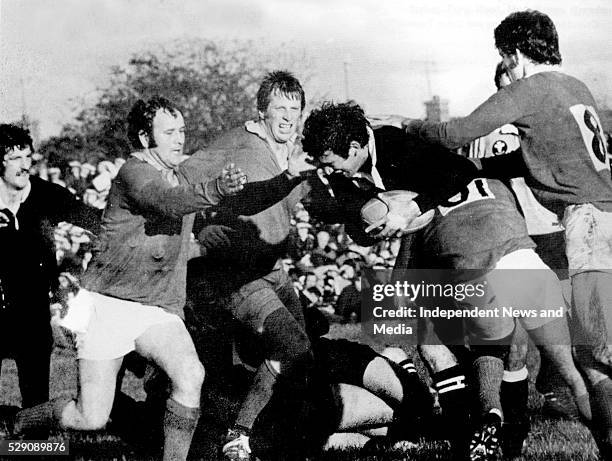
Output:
left=233, top=308, right=434, bottom=458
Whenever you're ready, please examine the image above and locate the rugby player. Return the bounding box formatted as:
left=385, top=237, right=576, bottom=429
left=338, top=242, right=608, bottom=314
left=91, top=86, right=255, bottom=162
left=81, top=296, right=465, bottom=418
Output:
left=387, top=10, right=612, bottom=457
left=460, top=62, right=579, bottom=457
left=179, top=71, right=320, bottom=461
left=0, top=124, right=100, bottom=439
left=301, top=101, right=589, bottom=461
left=11, top=97, right=247, bottom=461
left=235, top=308, right=434, bottom=457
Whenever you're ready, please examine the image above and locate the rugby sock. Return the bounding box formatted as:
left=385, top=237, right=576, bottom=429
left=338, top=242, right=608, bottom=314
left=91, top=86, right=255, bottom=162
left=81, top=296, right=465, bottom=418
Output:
left=162, top=398, right=200, bottom=461
left=234, top=361, right=277, bottom=431
left=536, top=353, right=565, bottom=395
left=395, top=359, right=433, bottom=410
left=433, top=365, right=470, bottom=433
left=501, top=367, right=528, bottom=424
left=387, top=359, right=434, bottom=440
left=590, top=378, right=612, bottom=426
left=589, top=378, right=612, bottom=458
left=473, top=356, right=504, bottom=417
left=500, top=367, right=529, bottom=457
left=13, top=397, right=72, bottom=435
left=398, top=358, right=417, bottom=375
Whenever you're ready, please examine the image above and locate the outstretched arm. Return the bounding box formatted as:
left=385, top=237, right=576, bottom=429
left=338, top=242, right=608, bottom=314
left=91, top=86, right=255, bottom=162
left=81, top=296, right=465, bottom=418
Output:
left=121, top=161, right=244, bottom=219
left=184, top=147, right=314, bottom=216
left=475, top=148, right=528, bottom=179
left=44, top=180, right=102, bottom=234
left=220, top=172, right=305, bottom=216
left=405, top=89, right=524, bottom=150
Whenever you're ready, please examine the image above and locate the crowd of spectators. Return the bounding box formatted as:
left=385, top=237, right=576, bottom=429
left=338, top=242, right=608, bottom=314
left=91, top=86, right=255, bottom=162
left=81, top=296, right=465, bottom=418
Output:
left=34, top=157, right=126, bottom=210
left=284, top=203, right=401, bottom=321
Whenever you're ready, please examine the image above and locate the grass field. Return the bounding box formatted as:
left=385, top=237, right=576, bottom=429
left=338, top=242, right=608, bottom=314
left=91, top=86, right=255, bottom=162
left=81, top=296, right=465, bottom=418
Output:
left=0, top=323, right=602, bottom=460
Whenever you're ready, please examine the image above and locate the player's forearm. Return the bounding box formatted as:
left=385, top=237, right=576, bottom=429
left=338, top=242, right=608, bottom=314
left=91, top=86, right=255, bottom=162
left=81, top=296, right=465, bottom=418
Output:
left=411, top=152, right=479, bottom=212
left=52, top=184, right=102, bottom=234
left=63, top=203, right=102, bottom=235
left=478, top=148, right=527, bottom=179
left=133, top=179, right=222, bottom=218
left=405, top=91, right=521, bottom=149
left=221, top=171, right=303, bottom=216
left=122, top=162, right=224, bottom=219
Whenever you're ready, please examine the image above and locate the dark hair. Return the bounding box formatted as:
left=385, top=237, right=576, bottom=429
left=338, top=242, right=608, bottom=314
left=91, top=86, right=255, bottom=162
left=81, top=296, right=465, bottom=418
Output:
left=0, top=124, right=34, bottom=175
left=302, top=102, right=370, bottom=160
left=494, top=62, right=507, bottom=90
left=127, top=96, right=181, bottom=149
left=256, top=70, right=305, bottom=114
left=494, top=10, right=562, bottom=65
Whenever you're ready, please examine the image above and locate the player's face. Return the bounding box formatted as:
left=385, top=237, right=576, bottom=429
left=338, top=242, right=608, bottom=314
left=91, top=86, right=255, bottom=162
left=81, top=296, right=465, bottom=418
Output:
left=260, top=91, right=302, bottom=145
left=318, top=141, right=367, bottom=176
left=500, top=51, right=524, bottom=82
left=2, top=146, right=32, bottom=190
left=149, top=109, right=186, bottom=168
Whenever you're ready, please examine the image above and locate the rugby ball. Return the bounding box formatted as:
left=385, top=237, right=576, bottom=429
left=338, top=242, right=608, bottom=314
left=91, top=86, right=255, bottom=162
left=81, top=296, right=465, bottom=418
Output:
left=360, top=190, right=435, bottom=234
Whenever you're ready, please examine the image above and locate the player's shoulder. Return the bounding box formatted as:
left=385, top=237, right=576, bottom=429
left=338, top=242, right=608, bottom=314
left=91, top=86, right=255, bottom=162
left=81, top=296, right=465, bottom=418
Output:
left=373, top=124, right=418, bottom=151
left=180, top=127, right=266, bottom=183
left=512, top=71, right=587, bottom=94
left=372, top=125, right=405, bottom=144
left=117, top=156, right=150, bottom=177
left=180, top=150, right=227, bottom=184
left=30, top=175, right=70, bottom=196
left=208, top=125, right=262, bottom=151
left=114, top=157, right=164, bottom=189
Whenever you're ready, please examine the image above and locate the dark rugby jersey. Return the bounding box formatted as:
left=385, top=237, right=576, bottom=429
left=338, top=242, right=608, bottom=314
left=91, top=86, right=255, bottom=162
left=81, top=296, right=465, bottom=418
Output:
left=421, top=177, right=533, bottom=270
left=325, top=126, right=533, bottom=270
left=408, top=72, right=612, bottom=217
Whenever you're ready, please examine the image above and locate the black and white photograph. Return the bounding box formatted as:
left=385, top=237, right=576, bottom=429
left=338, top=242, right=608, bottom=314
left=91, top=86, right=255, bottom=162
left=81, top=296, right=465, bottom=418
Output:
left=1, top=0, right=612, bottom=459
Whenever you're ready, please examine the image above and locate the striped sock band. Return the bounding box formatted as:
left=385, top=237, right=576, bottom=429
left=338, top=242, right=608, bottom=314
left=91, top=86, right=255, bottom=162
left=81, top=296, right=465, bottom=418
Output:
left=398, top=359, right=417, bottom=374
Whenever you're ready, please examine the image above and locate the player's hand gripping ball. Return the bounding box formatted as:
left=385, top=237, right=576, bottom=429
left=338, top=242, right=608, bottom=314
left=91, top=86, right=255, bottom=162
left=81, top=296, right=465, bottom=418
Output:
left=361, top=190, right=435, bottom=238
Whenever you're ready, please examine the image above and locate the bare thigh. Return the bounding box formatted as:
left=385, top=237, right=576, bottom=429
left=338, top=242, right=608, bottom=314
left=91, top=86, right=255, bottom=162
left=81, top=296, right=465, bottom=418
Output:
left=135, top=320, right=204, bottom=407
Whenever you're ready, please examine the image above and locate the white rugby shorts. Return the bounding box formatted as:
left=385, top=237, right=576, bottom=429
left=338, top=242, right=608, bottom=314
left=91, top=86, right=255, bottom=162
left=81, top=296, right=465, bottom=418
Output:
left=463, top=249, right=568, bottom=341
left=69, top=289, right=182, bottom=360
left=563, top=203, right=612, bottom=275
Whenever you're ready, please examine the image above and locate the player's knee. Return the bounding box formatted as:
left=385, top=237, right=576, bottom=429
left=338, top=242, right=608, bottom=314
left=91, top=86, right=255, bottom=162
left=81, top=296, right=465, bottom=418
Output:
left=505, top=344, right=528, bottom=371
left=279, top=335, right=313, bottom=375
left=262, top=307, right=313, bottom=374
left=189, top=360, right=206, bottom=389
left=290, top=332, right=313, bottom=360
left=418, top=344, right=458, bottom=372
left=172, top=358, right=205, bottom=396
left=81, top=409, right=110, bottom=430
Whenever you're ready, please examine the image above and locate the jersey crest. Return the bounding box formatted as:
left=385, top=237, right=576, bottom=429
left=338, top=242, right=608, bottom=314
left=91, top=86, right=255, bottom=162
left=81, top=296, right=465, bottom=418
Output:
left=492, top=140, right=508, bottom=155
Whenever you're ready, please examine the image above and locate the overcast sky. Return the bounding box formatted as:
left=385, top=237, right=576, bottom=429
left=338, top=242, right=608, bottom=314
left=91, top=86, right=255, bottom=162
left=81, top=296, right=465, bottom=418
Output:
left=1, top=0, right=610, bottom=139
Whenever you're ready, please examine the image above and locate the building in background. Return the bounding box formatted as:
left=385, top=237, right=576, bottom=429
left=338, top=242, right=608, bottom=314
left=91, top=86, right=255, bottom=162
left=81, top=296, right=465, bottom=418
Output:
left=424, top=95, right=449, bottom=122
